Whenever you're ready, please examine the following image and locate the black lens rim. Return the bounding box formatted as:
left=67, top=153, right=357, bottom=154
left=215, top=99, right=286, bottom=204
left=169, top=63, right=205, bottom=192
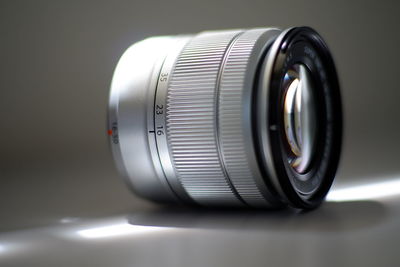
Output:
left=261, top=27, right=343, bottom=209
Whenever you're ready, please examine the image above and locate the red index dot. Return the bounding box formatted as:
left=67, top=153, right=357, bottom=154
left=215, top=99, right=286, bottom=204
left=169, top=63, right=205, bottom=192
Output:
left=107, top=129, right=113, bottom=136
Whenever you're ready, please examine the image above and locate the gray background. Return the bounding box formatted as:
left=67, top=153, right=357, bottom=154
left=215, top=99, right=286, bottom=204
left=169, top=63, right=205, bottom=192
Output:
left=1, top=0, right=399, bottom=230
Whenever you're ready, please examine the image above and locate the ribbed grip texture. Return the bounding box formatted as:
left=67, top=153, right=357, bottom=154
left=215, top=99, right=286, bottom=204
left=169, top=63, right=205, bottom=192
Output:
left=218, top=29, right=269, bottom=206
left=166, top=31, right=243, bottom=205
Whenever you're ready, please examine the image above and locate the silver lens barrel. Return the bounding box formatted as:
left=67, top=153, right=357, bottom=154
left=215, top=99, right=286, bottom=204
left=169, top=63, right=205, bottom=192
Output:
left=108, top=27, right=342, bottom=209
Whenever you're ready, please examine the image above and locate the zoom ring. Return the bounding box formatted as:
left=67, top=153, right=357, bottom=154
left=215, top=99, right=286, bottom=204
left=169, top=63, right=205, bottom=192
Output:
left=166, top=30, right=243, bottom=205
left=166, top=30, right=271, bottom=207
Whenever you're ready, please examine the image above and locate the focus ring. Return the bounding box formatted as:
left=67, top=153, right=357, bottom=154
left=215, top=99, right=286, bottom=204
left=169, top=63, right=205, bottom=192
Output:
left=166, top=31, right=243, bottom=205
left=218, top=29, right=270, bottom=206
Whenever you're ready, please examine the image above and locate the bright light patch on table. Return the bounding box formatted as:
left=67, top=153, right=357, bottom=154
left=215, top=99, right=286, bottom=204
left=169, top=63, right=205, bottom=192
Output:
left=60, top=217, right=79, bottom=224
left=327, top=179, right=400, bottom=202
left=77, top=223, right=164, bottom=239
left=0, top=244, right=5, bottom=253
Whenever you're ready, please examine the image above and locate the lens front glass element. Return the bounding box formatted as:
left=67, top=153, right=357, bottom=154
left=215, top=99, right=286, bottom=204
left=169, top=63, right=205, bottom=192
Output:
left=282, top=64, right=317, bottom=174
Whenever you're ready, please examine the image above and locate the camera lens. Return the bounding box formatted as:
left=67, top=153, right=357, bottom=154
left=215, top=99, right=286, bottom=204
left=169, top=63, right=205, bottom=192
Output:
left=108, top=27, right=342, bottom=209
